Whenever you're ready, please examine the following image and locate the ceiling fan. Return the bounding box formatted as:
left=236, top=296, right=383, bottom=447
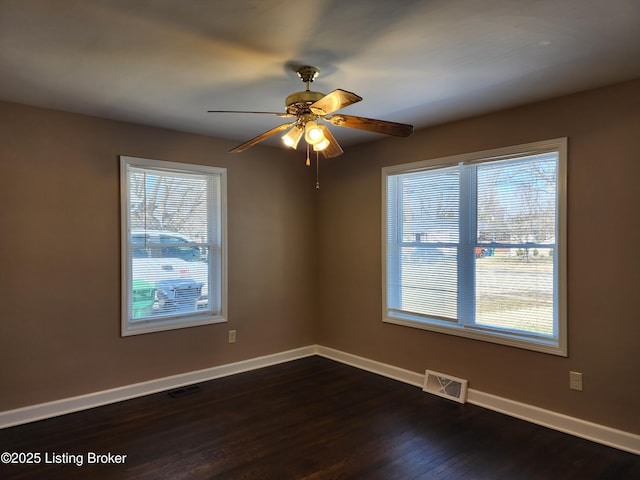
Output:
left=207, top=65, right=414, bottom=160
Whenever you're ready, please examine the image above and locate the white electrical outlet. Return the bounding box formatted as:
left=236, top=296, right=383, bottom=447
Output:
left=228, top=330, right=236, bottom=343
left=569, top=371, right=583, bottom=391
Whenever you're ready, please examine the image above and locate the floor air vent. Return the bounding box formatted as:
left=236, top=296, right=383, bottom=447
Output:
left=423, top=370, right=468, bottom=403
left=168, top=385, right=201, bottom=398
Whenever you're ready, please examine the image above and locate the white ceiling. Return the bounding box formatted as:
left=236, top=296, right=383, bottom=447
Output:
left=1, top=0, right=639, bottom=149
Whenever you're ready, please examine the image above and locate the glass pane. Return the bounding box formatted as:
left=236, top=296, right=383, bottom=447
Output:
left=477, top=155, right=557, bottom=246
left=130, top=247, right=210, bottom=320
left=401, top=167, right=459, bottom=243
left=127, top=166, right=218, bottom=323
left=399, top=246, right=458, bottom=319
left=475, top=247, right=554, bottom=335
left=388, top=166, right=459, bottom=320
left=128, top=170, right=211, bottom=243
left=474, top=154, right=557, bottom=335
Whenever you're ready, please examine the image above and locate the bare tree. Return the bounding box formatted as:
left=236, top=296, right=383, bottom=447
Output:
left=129, top=172, right=207, bottom=235
left=477, top=159, right=556, bottom=260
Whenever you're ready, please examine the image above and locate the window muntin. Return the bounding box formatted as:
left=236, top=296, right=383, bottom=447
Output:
left=120, top=156, right=227, bottom=336
left=383, top=139, right=566, bottom=355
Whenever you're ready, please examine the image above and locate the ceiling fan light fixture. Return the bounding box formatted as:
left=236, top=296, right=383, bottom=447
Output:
left=282, top=125, right=303, bottom=149
left=313, top=137, right=330, bottom=151
left=304, top=120, right=325, bottom=145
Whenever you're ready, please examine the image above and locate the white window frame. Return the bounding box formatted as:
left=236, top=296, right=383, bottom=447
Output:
left=120, top=156, right=227, bottom=336
left=382, top=138, right=567, bottom=356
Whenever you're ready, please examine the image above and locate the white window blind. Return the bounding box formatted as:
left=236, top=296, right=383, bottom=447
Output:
left=383, top=139, right=566, bottom=355
left=120, top=156, right=227, bottom=336
left=387, top=165, right=460, bottom=322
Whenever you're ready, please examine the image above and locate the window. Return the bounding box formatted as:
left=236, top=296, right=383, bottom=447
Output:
left=383, top=139, right=567, bottom=355
left=120, top=156, right=227, bottom=336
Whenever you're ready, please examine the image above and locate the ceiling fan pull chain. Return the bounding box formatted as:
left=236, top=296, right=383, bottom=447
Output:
left=306, top=143, right=311, bottom=167
left=316, top=152, right=320, bottom=189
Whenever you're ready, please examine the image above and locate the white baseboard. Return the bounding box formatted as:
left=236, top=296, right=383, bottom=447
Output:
left=467, top=389, right=640, bottom=455
left=316, top=346, right=640, bottom=455
left=0, top=345, right=316, bottom=430
left=2, top=344, right=638, bottom=455
left=315, top=345, right=425, bottom=387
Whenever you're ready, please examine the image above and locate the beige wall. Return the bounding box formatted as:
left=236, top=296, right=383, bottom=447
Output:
left=0, top=102, right=318, bottom=410
left=1, top=79, right=639, bottom=435
left=316, top=79, right=640, bottom=434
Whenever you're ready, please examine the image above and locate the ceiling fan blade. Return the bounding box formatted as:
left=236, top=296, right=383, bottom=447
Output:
left=320, top=126, right=344, bottom=158
left=229, top=121, right=297, bottom=153
left=324, top=114, right=413, bottom=137
left=208, top=110, right=294, bottom=118
left=310, top=89, right=362, bottom=115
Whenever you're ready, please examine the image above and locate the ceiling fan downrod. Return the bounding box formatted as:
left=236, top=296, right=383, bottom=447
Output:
left=286, top=66, right=324, bottom=115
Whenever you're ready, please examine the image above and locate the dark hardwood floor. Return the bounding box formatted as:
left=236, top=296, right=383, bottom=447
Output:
left=1, top=356, right=638, bottom=479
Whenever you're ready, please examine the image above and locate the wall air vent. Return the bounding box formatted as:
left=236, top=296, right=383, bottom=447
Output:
left=423, top=370, right=468, bottom=404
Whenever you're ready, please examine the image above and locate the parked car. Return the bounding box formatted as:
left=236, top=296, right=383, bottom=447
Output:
left=131, top=257, right=208, bottom=317
left=131, top=230, right=204, bottom=262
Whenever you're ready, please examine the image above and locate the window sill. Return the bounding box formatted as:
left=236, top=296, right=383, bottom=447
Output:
left=383, top=313, right=566, bottom=356
left=122, top=313, right=226, bottom=337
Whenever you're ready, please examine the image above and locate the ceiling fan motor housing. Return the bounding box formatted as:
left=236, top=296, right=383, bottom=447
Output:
left=285, top=90, right=325, bottom=115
